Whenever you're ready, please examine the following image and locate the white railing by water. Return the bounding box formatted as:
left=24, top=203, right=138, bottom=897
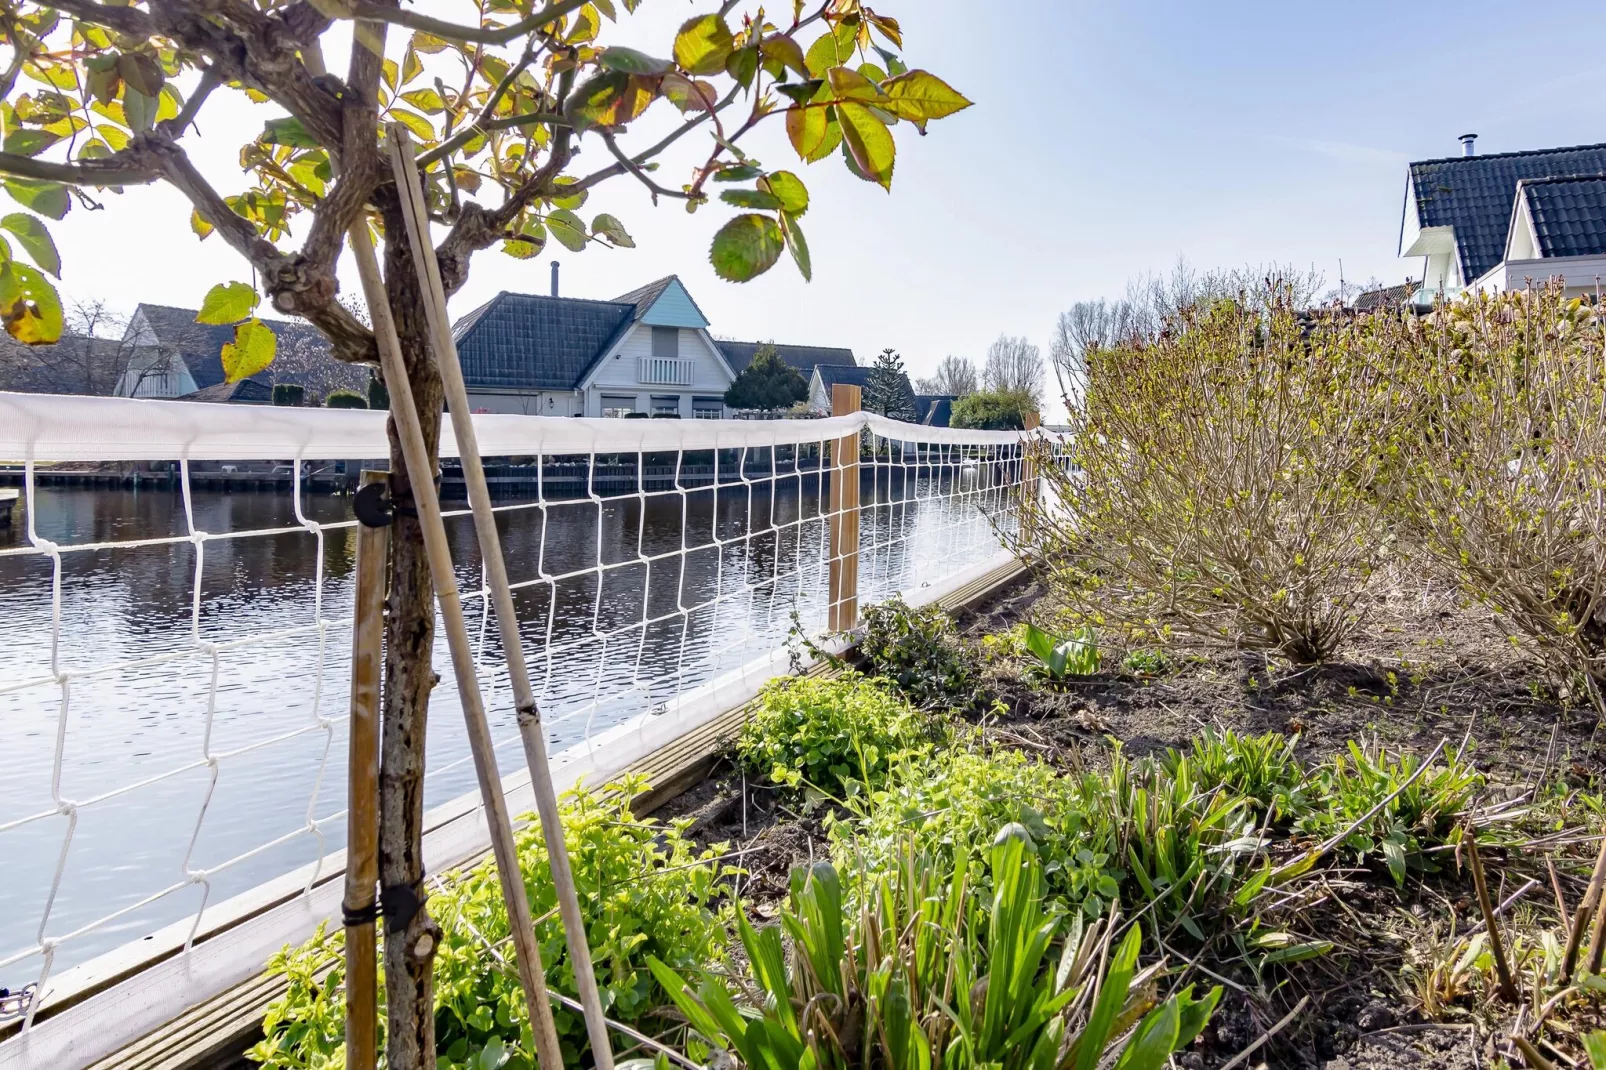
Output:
left=0, top=391, right=1039, bottom=1065
left=637, top=356, right=694, bottom=385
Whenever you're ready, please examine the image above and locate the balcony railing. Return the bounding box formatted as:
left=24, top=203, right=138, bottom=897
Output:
left=639, top=356, right=694, bottom=385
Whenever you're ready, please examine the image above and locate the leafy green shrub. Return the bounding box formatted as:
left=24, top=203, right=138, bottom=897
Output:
left=272, top=382, right=305, bottom=407
left=840, top=741, right=1125, bottom=918
left=856, top=596, right=981, bottom=710
left=367, top=373, right=389, bottom=410
left=949, top=387, right=1036, bottom=430
left=736, top=675, right=927, bottom=796
left=1296, top=740, right=1482, bottom=886
left=1122, top=649, right=1167, bottom=675
left=651, top=830, right=1219, bottom=1070
left=323, top=388, right=367, bottom=409
left=1019, top=287, right=1413, bottom=664
left=250, top=777, right=731, bottom=1069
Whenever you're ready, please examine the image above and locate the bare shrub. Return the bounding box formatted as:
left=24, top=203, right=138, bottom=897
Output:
left=1396, top=286, right=1606, bottom=705
left=1017, top=288, right=1412, bottom=664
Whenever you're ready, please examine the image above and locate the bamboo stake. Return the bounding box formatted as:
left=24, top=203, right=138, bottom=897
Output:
left=345, top=212, right=565, bottom=1070
left=384, top=125, right=615, bottom=1070
left=1020, top=410, right=1040, bottom=540
left=343, top=469, right=388, bottom=1070
left=828, top=384, right=861, bottom=633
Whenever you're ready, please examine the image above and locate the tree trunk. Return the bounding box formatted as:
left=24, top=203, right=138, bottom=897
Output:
left=378, top=219, right=447, bottom=1070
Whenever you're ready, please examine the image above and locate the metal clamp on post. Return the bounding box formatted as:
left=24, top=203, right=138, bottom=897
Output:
left=353, top=480, right=393, bottom=528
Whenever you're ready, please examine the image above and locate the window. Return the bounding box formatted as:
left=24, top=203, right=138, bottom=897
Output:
left=692, top=397, right=724, bottom=420
left=651, top=326, right=680, bottom=359
left=651, top=395, right=681, bottom=417
left=601, top=394, right=637, bottom=418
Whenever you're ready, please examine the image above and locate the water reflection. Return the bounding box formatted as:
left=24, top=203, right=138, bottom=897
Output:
left=0, top=467, right=1007, bottom=981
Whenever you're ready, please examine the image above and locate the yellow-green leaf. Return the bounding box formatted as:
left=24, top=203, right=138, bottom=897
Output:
left=410, top=31, right=450, bottom=54
left=600, top=47, right=672, bottom=76
left=388, top=108, right=435, bottom=142
left=222, top=318, right=277, bottom=383
left=825, top=66, right=886, bottom=103
left=804, top=21, right=857, bottom=77
left=196, top=281, right=260, bottom=325
left=4, top=178, right=69, bottom=221
left=761, top=34, right=808, bottom=77
left=123, top=87, right=157, bottom=133
left=786, top=105, right=835, bottom=162
left=564, top=70, right=657, bottom=129
left=262, top=116, right=319, bottom=148
left=3, top=128, right=59, bottom=157
left=780, top=210, right=811, bottom=282
left=546, top=208, right=588, bottom=252
left=760, top=171, right=809, bottom=215
left=190, top=208, right=213, bottom=240
left=400, top=88, right=445, bottom=114
left=0, top=262, right=61, bottom=344
left=0, top=214, right=59, bottom=276
left=591, top=213, right=634, bottom=248
left=721, top=189, right=782, bottom=210
left=709, top=213, right=784, bottom=282
left=879, top=70, right=972, bottom=126
left=674, top=14, right=734, bottom=76
left=837, top=102, right=894, bottom=189
left=502, top=236, right=544, bottom=259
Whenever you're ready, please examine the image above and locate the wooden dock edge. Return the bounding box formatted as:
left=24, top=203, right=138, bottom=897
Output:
left=82, top=555, right=1030, bottom=1070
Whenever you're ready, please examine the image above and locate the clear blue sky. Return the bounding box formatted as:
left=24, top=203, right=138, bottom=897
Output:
left=50, top=0, right=1606, bottom=416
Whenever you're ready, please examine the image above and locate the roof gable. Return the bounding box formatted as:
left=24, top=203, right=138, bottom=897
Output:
left=129, top=304, right=341, bottom=392
left=614, top=275, right=709, bottom=328
left=1407, top=143, right=1606, bottom=281
left=1519, top=176, right=1606, bottom=259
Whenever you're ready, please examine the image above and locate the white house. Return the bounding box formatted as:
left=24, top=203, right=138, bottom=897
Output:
left=453, top=274, right=863, bottom=418
left=1399, top=137, right=1606, bottom=304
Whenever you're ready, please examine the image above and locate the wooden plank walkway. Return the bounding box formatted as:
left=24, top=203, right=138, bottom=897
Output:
left=85, top=556, right=1028, bottom=1070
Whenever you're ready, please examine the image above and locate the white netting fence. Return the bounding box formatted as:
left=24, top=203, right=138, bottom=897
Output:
left=0, top=393, right=1035, bottom=1033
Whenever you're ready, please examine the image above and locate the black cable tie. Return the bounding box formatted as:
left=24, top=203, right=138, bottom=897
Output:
left=379, top=877, right=428, bottom=935
left=342, top=901, right=381, bottom=927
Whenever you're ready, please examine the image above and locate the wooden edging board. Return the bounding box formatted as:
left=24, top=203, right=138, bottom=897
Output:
left=2, top=551, right=1028, bottom=1070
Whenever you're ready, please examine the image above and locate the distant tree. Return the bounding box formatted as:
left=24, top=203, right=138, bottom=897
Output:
left=863, top=347, right=916, bottom=420
left=367, top=372, right=390, bottom=412
left=950, top=387, right=1035, bottom=431
left=915, top=353, right=978, bottom=396
left=0, top=299, right=139, bottom=395
left=725, top=344, right=807, bottom=412
left=983, top=335, right=1044, bottom=407
left=325, top=388, right=368, bottom=409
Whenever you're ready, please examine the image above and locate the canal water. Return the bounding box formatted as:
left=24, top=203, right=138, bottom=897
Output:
left=0, top=473, right=1006, bottom=984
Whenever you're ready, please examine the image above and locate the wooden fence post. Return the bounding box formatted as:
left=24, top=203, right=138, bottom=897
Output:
left=829, top=385, right=862, bottom=632
left=344, top=469, right=387, bottom=1070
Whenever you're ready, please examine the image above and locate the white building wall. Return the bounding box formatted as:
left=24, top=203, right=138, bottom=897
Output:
left=581, top=322, right=732, bottom=417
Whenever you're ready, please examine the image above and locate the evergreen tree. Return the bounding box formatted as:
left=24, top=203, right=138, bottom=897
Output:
left=725, top=344, right=808, bottom=411
left=864, top=348, right=917, bottom=420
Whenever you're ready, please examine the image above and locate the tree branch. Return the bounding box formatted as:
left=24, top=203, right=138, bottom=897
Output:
left=417, top=110, right=566, bottom=168
left=158, top=67, right=220, bottom=139
left=568, top=88, right=737, bottom=194
left=32, top=0, right=154, bottom=37
left=0, top=148, right=159, bottom=186
left=598, top=129, right=690, bottom=203
left=346, top=0, right=590, bottom=46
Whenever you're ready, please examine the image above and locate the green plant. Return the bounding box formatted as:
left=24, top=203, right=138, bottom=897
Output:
left=1168, top=728, right=1305, bottom=819
left=1297, top=740, right=1482, bottom=886
left=367, top=373, right=390, bottom=411
left=724, top=343, right=808, bottom=412
left=1024, top=622, right=1101, bottom=680
left=250, top=777, right=732, bottom=1069
left=857, top=596, right=982, bottom=710
left=1121, top=649, right=1167, bottom=675
left=1019, top=287, right=1413, bottom=664
left=840, top=742, right=1124, bottom=918
left=273, top=383, right=305, bottom=407
left=863, top=347, right=917, bottom=420
left=323, top=388, right=368, bottom=409
left=737, top=674, right=927, bottom=796
left=650, top=829, right=1219, bottom=1070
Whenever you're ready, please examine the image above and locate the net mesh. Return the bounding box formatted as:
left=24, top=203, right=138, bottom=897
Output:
left=0, top=394, right=1033, bottom=1030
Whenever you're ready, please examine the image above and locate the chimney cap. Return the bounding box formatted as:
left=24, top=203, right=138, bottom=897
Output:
left=550, top=259, right=559, bottom=297
left=1459, top=133, right=1478, bottom=156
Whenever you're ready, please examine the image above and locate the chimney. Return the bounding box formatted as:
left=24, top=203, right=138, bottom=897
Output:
left=1459, top=133, right=1477, bottom=157
left=550, top=260, right=560, bottom=297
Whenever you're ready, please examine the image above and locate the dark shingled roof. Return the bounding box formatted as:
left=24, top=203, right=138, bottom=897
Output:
left=717, top=340, right=857, bottom=376
left=1352, top=281, right=1415, bottom=312
left=176, top=378, right=273, bottom=404
left=1520, top=177, right=1606, bottom=259
left=134, top=304, right=344, bottom=393
left=915, top=394, right=957, bottom=427
left=452, top=291, right=635, bottom=391
left=815, top=364, right=875, bottom=390
left=1408, top=143, right=1606, bottom=282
